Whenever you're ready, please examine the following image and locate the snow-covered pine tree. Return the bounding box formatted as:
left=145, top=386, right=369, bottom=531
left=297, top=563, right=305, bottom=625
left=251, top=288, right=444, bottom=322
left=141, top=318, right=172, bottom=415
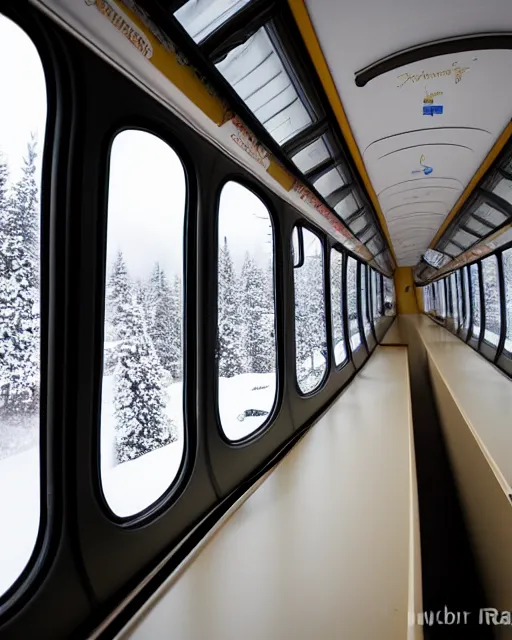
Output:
left=0, top=144, right=40, bottom=414
left=170, top=275, right=182, bottom=380
left=330, top=251, right=343, bottom=348
left=145, top=262, right=164, bottom=326
left=149, top=270, right=181, bottom=377
left=218, top=237, right=243, bottom=378
left=240, top=253, right=274, bottom=374
left=105, top=250, right=131, bottom=342
left=294, top=250, right=326, bottom=388
left=14, top=135, right=39, bottom=266
left=113, top=293, right=176, bottom=464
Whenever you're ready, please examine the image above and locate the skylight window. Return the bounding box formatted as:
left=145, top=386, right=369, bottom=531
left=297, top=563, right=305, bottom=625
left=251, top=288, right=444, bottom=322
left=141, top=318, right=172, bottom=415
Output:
left=175, top=0, right=252, bottom=43
left=443, top=242, right=462, bottom=257
left=473, top=201, right=507, bottom=228
left=313, top=166, right=345, bottom=199
left=291, top=137, right=330, bottom=173
left=334, top=192, right=359, bottom=220
left=491, top=175, right=512, bottom=207
left=215, top=27, right=313, bottom=145
left=349, top=214, right=369, bottom=235
left=453, top=228, right=477, bottom=248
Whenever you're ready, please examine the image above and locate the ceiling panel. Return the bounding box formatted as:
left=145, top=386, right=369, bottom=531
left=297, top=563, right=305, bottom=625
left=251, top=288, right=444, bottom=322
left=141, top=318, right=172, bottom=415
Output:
left=305, top=0, right=512, bottom=265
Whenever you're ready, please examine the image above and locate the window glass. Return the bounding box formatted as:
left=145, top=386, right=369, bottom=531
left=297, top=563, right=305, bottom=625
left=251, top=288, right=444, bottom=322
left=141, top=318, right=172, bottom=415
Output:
left=443, top=242, right=461, bottom=257
left=453, top=228, right=477, bottom=248
left=216, top=28, right=313, bottom=145
left=449, top=273, right=459, bottom=328
left=0, top=17, right=45, bottom=598
left=358, top=225, right=375, bottom=244
left=291, top=226, right=301, bottom=267
left=330, top=249, right=346, bottom=366
left=491, top=175, right=512, bottom=206
left=349, top=214, right=368, bottom=235
left=347, top=257, right=361, bottom=351
left=384, top=276, right=395, bottom=315
left=101, top=131, right=185, bottom=518
left=464, top=216, right=489, bottom=237
left=313, top=167, right=345, bottom=199
left=217, top=182, right=276, bottom=439
left=462, top=266, right=471, bottom=330
left=294, top=228, right=327, bottom=393
left=334, top=192, right=359, bottom=220
left=292, top=137, right=330, bottom=174
left=503, top=249, right=512, bottom=355
left=482, top=255, right=501, bottom=347
left=424, top=284, right=432, bottom=312
left=175, top=0, right=252, bottom=43
left=470, top=263, right=481, bottom=338
left=470, top=202, right=507, bottom=234
left=367, top=235, right=383, bottom=257
left=475, top=201, right=507, bottom=226
left=436, top=280, right=446, bottom=318
left=361, top=265, right=371, bottom=337
left=456, top=270, right=464, bottom=328
left=372, top=270, right=383, bottom=320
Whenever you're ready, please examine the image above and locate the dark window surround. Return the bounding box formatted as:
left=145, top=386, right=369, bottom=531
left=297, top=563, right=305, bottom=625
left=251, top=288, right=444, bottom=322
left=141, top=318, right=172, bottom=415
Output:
left=423, top=237, right=512, bottom=378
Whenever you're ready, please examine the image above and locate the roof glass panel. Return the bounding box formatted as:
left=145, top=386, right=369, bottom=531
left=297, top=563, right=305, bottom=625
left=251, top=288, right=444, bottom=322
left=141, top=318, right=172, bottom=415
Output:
left=463, top=216, right=488, bottom=237
left=453, top=228, right=477, bottom=248
left=313, top=166, right=345, bottom=199
left=358, top=225, right=375, bottom=244
left=216, top=28, right=313, bottom=145
left=474, top=201, right=508, bottom=227
left=334, top=192, right=359, bottom=220
left=349, top=213, right=369, bottom=235
left=443, top=242, right=462, bottom=257
left=175, top=0, right=252, bottom=43
left=502, top=156, right=512, bottom=175
left=291, top=137, right=330, bottom=173
left=490, top=175, right=512, bottom=207
left=367, top=236, right=382, bottom=255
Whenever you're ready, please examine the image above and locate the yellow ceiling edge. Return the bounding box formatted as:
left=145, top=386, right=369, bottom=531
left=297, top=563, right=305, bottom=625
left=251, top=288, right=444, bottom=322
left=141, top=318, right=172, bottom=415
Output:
left=430, top=119, right=512, bottom=248
left=287, top=0, right=397, bottom=268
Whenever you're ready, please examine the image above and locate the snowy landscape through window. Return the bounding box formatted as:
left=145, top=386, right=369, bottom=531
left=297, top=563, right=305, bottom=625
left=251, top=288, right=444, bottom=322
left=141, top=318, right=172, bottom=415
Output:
left=294, top=228, right=327, bottom=394
left=503, top=249, right=512, bottom=355
left=0, top=16, right=45, bottom=598
left=330, top=248, right=346, bottom=366
left=217, top=181, right=277, bottom=440
left=100, top=130, right=185, bottom=518
left=347, top=256, right=361, bottom=351
left=482, top=255, right=501, bottom=347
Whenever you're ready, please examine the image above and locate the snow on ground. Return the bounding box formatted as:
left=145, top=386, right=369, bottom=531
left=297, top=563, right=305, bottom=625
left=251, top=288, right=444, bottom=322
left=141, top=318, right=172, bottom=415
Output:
left=101, top=440, right=184, bottom=518
left=101, top=371, right=278, bottom=515
left=219, top=372, right=276, bottom=440
left=334, top=340, right=347, bottom=365
left=100, top=375, right=185, bottom=517
left=0, top=446, right=39, bottom=598
left=296, top=350, right=327, bottom=394
left=505, top=338, right=512, bottom=354
left=484, top=329, right=500, bottom=347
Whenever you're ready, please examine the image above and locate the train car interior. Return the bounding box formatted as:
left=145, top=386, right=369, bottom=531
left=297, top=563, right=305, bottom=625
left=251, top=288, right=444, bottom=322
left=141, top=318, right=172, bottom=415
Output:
left=1, top=0, right=512, bottom=638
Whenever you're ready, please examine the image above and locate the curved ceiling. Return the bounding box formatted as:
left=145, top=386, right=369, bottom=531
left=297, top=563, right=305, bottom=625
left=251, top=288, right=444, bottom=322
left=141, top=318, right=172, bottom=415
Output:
left=304, top=0, right=512, bottom=266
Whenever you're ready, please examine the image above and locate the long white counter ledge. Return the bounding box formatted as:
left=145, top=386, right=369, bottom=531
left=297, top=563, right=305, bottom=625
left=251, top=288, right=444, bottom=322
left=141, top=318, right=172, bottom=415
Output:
left=411, top=314, right=512, bottom=635
left=119, top=347, right=422, bottom=640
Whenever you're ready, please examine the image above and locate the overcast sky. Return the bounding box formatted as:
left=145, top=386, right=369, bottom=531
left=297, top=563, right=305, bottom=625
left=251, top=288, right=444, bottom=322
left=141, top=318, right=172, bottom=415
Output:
left=0, top=15, right=46, bottom=185
left=1, top=14, right=275, bottom=284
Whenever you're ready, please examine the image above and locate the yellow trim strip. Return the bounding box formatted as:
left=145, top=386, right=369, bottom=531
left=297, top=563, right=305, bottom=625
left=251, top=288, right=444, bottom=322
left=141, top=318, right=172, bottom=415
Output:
left=118, top=0, right=228, bottom=124
left=430, top=120, right=512, bottom=248
left=287, top=0, right=397, bottom=268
